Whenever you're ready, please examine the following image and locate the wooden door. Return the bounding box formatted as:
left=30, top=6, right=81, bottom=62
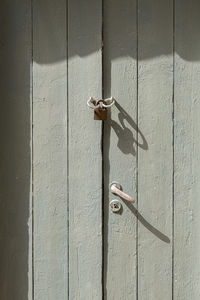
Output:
left=0, top=0, right=200, bottom=299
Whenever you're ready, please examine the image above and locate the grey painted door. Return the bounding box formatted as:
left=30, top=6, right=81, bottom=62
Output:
left=0, top=0, right=200, bottom=299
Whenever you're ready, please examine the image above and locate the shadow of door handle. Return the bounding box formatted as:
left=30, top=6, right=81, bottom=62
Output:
left=110, top=182, right=135, bottom=203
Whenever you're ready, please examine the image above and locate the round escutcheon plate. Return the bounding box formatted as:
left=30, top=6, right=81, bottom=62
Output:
left=110, top=199, right=122, bottom=213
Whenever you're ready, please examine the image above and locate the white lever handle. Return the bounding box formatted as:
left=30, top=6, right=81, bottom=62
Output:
left=110, top=182, right=135, bottom=203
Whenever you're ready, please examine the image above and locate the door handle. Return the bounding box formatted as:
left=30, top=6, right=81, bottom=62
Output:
left=110, top=182, right=135, bottom=203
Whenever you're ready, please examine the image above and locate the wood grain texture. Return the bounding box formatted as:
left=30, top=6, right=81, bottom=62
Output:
left=68, top=0, right=103, bottom=299
left=33, top=0, right=68, bottom=299
left=103, top=0, right=138, bottom=298
left=138, top=0, right=173, bottom=299
left=174, top=1, right=200, bottom=299
left=0, top=1, right=32, bottom=299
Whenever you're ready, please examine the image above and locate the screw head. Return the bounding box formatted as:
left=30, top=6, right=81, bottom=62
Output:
left=110, top=199, right=122, bottom=213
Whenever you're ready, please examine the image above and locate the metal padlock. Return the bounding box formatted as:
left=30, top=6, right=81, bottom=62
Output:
left=94, top=100, right=107, bottom=120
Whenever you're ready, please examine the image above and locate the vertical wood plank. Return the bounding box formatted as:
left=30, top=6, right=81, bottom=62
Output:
left=174, top=1, right=200, bottom=299
left=103, top=0, right=138, bottom=298
left=33, top=0, right=68, bottom=299
left=138, top=0, right=173, bottom=299
left=68, top=0, right=103, bottom=299
left=0, top=1, right=32, bottom=299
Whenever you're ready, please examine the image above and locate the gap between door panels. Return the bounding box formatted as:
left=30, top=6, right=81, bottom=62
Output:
left=101, top=0, right=139, bottom=298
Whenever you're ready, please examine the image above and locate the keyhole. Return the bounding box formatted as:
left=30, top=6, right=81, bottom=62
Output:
left=110, top=200, right=122, bottom=213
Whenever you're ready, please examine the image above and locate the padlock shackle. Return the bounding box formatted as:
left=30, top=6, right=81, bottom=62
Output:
left=87, top=97, right=115, bottom=109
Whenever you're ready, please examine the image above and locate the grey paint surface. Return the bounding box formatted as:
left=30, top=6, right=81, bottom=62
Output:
left=174, top=1, right=200, bottom=299
left=138, top=1, right=173, bottom=299
left=68, top=0, right=103, bottom=299
left=33, top=0, right=68, bottom=299
left=103, top=0, right=137, bottom=298
left=0, top=0, right=200, bottom=299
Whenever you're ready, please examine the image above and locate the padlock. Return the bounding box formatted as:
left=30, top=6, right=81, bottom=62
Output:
left=94, top=100, right=107, bottom=120
left=94, top=107, right=107, bottom=120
